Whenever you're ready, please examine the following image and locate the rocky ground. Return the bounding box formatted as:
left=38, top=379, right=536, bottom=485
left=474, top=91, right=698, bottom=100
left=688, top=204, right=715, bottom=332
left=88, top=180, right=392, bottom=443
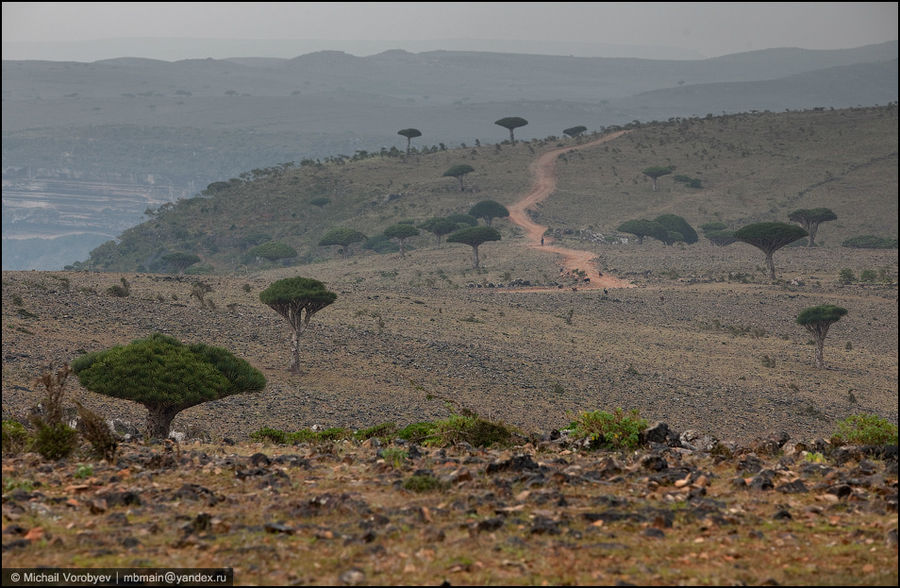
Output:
left=2, top=427, right=897, bottom=585
left=2, top=241, right=897, bottom=444
left=2, top=241, right=897, bottom=586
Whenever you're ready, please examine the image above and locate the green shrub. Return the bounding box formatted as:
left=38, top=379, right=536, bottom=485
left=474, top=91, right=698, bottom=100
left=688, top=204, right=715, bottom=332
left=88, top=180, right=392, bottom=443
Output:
left=74, top=464, right=94, bottom=479
left=33, top=422, right=79, bottom=460
left=354, top=423, right=398, bottom=442
left=838, top=268, right=856, bottom=284
left=380, top=447, right=408, bottom=468
left=106, top=277, right=131, bottom=297
left=831, top=414, right=898, bottom=446
left=316, top=427, right=352, bottom=442
left=841, top=235, right=898, bottom=249
left=403, top=474, right=447, bottom=493
left=288, top=429, right=320, bottom=444
left=859, top=269, right=878, bottom=283
left=251, top=426, right=288, bottom=444
left=397, top=422, right=437, bottom=444
left=4, top=478, right=35, bottom=493
left=2, top=420, right=30, bottom=455
left=248, top=241, right=298, bottom=262
left=429, top=411, right=515, bottom=448
left=569, top=408, right=649, bottom=450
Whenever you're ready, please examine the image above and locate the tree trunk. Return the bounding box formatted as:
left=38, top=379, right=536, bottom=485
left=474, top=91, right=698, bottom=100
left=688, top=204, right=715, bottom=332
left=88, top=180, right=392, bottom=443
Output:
left=290, top=329, right=301, bottom=373
left=472, top=245, right=480, bottom=269
left=652, top=178, right=658, bottom=191
left=146, top=404, right=180, bottom=439
left=765, top=252, right=777, bottom=281
left=399, top=239, right=406, bottom=257
left=807, top=223, right=818, bottom=247
left=815, top=338, right=825, bottom=368
left=509, top=129, right=515, bottom=144
left=406, top=137, right=411, bottom=155
left=457, top=177, right=464, bottom=191
left=637, top=235, right=644, bottom=245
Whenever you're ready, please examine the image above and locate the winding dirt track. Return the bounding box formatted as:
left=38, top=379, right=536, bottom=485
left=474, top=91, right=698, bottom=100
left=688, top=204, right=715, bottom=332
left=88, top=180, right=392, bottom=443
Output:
left=507, top=132, right=633, bottom=290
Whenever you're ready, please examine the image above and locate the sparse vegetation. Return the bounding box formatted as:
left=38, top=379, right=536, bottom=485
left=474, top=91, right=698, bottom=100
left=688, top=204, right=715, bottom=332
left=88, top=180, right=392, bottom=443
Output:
left=831, top=414, right=898, bottom=446
left=567, top=408, right=648, bottom=450
left=1, top=419, right=30, bottom=455
left=842, top=235, right=898, bottom=249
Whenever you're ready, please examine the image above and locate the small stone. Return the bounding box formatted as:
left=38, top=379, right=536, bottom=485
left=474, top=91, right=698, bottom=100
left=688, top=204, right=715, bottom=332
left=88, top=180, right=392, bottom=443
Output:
left=339, top=568, right=366, bottom=585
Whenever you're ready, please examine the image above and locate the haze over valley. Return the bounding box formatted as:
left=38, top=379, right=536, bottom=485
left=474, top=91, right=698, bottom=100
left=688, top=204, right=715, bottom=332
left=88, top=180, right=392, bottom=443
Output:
left=2, top=41, right=897, bottom=269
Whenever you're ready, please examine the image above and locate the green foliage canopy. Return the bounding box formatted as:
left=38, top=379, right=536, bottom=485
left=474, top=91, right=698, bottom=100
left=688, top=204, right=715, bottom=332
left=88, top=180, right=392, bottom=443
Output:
left=563, top=125, right=587, bottom=138
left=161, top=252, right=200, bottom=274
left=468, top=200, right=510, bottom=226
left=642, top=166, right=674, bottom=190
left=788, top=208, right=837, bottom=246
left=248, top=241, right=298, bottom=262
left=72, top=333, right=265, bottom=438
left=443, top=164, right=475, bottom=191
left=841, top=235, right=898, bottom=249
left=617, top=219, right=668, bottom=245
left=397, top=128, right=422, bottom=154
left=796, top=304, right=848, bottom=368
left=447, top=226, right=501, bottom=268
left=383, top=223, right=420, bottom=256
left=260, top=277, right=337, bottom=373
left=705, top=229, right=737, bottom=246
left=419, top=217, right=459, bottom=243
left=494, top=116, right=529, bottom=143
left=654, top=214, right=698, bottom=244
left=734, top=222, right=808, bottom=280
left=319, top=227, right=367, bottom=257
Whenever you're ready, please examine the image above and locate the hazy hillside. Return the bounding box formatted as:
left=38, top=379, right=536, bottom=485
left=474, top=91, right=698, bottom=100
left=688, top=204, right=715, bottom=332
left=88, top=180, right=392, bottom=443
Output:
left=76, top=105, right=898, bottom=274
left=2, top=43, right=897, bottom=270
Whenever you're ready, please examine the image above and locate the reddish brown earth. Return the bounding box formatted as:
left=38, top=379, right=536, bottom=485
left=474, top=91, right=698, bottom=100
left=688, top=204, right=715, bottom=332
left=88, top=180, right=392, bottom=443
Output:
left=507, top=132, right=633, bottom=291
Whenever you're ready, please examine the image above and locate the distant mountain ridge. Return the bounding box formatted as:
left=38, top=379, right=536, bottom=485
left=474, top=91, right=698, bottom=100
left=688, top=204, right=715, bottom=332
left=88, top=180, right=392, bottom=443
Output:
left=2, top=42, right=897, bottom=270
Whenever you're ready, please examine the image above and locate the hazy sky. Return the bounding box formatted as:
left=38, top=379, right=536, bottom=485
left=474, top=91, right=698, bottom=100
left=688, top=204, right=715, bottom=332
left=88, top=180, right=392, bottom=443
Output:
left=3, top=2, right=898, bottom=61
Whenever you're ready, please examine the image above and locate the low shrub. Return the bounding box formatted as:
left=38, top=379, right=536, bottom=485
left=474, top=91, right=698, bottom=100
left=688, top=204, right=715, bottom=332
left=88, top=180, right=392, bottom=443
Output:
left=568, top=408, right=649, bottom=450
left=250, top=427, right=289, bottom=444
left=354, top=423, right=398, bottom=442
left=429, top=411, right=515, bottom=448
left=380, top=447, right=408, bottom=469
left=397, top=422, right=437, bottom=444
left=75, top=401, right=117, bottom=463
left=74, top=464, right=94, bottom=479
left=32, top=422, right=79, bottom=460
left=841, top=235, right=898, bottom=249
left=2, top=419, right=30, bottom=455
left=838, top=268, right=856, bottom=284
left=402, top=474, right=447, bottom=493
left=831, top=414, right=898, bottom=446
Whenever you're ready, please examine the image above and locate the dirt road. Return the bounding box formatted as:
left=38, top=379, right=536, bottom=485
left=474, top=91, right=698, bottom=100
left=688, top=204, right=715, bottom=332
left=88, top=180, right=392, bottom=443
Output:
left=507, top=132, right=633, bottom=290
